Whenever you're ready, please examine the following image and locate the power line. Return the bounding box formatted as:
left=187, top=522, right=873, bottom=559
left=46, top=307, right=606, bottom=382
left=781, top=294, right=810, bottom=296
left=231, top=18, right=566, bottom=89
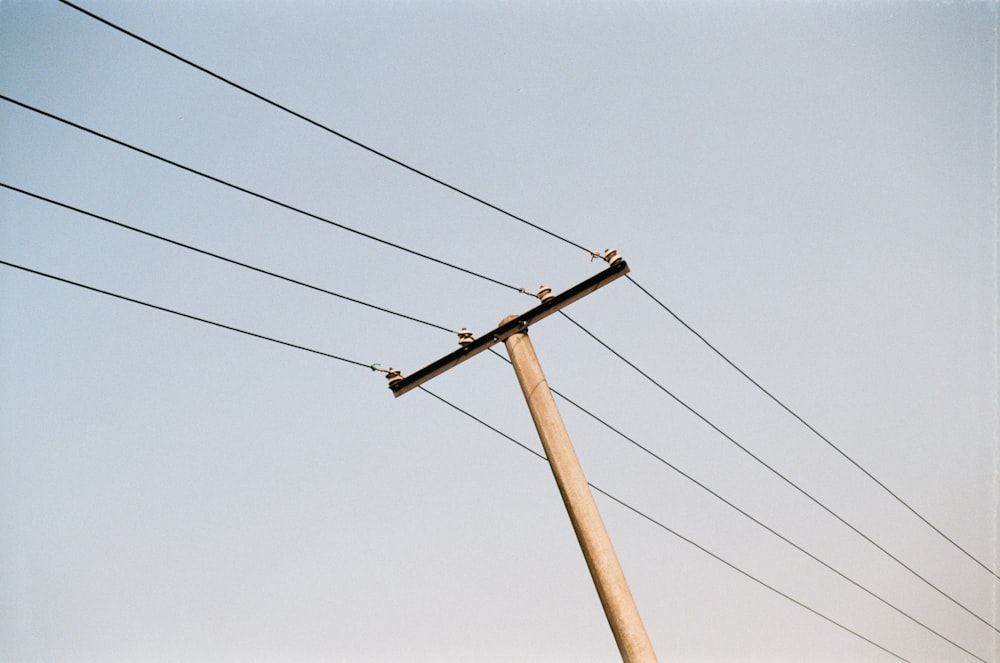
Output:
left=558, top=310, right=1000, bottom=636
left=51, top=0, right=995, bottom=584
left=419, top=386, right=548, bottom=463
left=17, top=6, right=990, bottom=652
left=486, top=348, right=984, bottom=660
left=589, top=483, right=910, bottom=663
left=0, top=227, right=968, bottom=660
left=0, top=261, right=910, bottom=663
left=9, top=177, right=979, bottom=656
left=0, top=252, right=918, bottom=663
left=0, top=259, right=380, bottom=371
left=0, top=252, right=938, bottom=661
left=8, top=86, right=990, bottom=636
left=55, top=0, right=594, bottom=257
left=31, top=0, right=997, bottom=612
left=0, top=250, right=949, bottom=661
left=0, top=182, right=455, bottom=334
left=417, top=385, right=911, bottom=663
left=0, top=251, right=959, bottom=661
left=546, top=384, right=986, bottom=661
left=4, top=177, right=972, bottom=654
left=0, top=94, right=525, bottom=295
left=627, top=274, right=1000, bottom=583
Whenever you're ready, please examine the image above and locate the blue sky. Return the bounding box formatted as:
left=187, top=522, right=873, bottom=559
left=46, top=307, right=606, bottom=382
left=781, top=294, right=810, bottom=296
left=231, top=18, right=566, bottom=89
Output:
left=1, top=1, right=997, bottom=661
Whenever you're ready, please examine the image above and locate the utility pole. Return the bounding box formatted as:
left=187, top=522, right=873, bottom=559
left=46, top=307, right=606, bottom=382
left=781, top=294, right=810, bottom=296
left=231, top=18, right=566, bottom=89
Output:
left=387, top=252, right=658, bottom=663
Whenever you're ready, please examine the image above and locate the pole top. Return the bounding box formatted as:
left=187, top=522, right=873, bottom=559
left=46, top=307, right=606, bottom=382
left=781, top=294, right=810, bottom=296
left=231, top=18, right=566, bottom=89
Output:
left=388, top=257, right=630, bottom=398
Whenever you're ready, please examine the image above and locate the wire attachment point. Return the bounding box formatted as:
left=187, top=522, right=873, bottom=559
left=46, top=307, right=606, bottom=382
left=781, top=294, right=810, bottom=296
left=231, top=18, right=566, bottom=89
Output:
left=603, top=249, right=624, bottom=266
left=385, top=367, right=404, bottom=388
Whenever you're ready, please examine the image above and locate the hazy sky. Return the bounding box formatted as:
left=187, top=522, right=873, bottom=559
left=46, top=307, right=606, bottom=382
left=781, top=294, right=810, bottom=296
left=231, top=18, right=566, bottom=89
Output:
left=1, top=1, right=997, bottom=661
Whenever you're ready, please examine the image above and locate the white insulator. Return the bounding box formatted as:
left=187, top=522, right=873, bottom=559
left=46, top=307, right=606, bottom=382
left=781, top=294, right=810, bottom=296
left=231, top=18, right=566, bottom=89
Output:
left=604, top=249, right=624, bottom=266
left=457, top=327, right=474, bottom=347
left=536, top=285, right=554, bottom=303
left=385, top=368, right=404, bottom=388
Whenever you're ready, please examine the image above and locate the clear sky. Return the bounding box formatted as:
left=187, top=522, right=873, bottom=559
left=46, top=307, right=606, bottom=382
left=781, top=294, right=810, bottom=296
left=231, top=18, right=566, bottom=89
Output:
left=1, top=1, right=997, bottom=661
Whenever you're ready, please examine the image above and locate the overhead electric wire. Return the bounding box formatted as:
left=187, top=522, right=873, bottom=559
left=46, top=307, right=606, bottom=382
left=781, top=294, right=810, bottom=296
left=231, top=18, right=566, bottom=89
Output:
left=1, top=260, right=910, bottom=663
left=11, top=169, right=983, bottom=647
left=22, top=1, right=997, bottom=629
left=0, top=259, right=378, bottom=370
left=0, top=250, right=943, bottom=662
left=53, top=0, right=997, bottom=585
left=546, top=383, right=986, bottom=661
left=0, top=250, right=941, bottom=661
left=0, top=182, right=455, bottom=334
left=0, top=94, right=523, bottom=295
left=8, top=178, right=981, bottom=656
left=10, top=7, right=988, bottom=653
left=587, top=483, right=910, bottom=663
left=1, top=210, right=974, bottom=661
left=5, top=87, right=989, bottom=640
left=485, top=348, right=984, bottom=660
left=48, top=0, right=997, bottom=587
left=558, top=310, right=1000, bottom=636
left=55, top=0, right=592, bottom=257
left=626, top=275, right=1000, bottom=584
left=0, top=249, right=910, bottom=660
left=417, top=385, right=911, bottom=663
left=10, top=169, right=971, bottom=652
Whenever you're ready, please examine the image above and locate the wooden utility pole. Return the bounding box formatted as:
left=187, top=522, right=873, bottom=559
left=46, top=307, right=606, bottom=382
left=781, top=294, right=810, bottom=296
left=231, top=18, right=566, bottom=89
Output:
left=387, top=253, right=658, bottom=663
left=502, top=319, right=658, bottom=662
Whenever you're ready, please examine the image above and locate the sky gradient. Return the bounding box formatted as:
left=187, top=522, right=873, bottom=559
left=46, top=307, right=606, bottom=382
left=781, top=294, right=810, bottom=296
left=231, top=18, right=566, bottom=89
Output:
left=2, top=1, right=998, bottom=661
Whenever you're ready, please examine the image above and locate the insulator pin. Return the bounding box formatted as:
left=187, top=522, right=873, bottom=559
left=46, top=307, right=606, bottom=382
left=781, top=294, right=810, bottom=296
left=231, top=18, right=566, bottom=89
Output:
left=536, top=285, right=554, bottom=303
left=385, top=368, right=404, bottom=388
left=457, top=327, right=474, bottom=347
left=603, top=249, right=624, bottom=266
